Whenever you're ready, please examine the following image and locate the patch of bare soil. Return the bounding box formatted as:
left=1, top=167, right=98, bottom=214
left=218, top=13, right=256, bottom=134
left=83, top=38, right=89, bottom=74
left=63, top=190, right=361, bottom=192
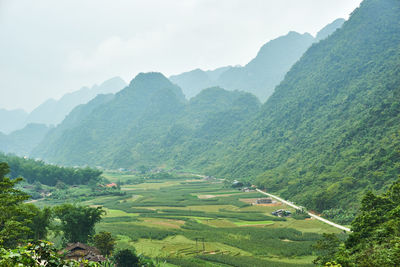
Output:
left=197, top=193, right=236, bottom=199
left=144, top=219, right=185, bottom=229
left=239, top=198, right=282, bottom=206
left=197, top=194, right=216, bottom=199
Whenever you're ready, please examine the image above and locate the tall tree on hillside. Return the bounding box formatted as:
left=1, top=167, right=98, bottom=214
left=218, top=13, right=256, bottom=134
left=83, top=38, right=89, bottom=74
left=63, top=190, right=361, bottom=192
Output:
left=54, top=204, right=105, bottom=244
left=314, top=178, right=400, bottom=266
left=0, top=162, right=32, bottom=248
left=25, top=205, right=53, bottom=240
left=93, top=231, right=116, bottom=257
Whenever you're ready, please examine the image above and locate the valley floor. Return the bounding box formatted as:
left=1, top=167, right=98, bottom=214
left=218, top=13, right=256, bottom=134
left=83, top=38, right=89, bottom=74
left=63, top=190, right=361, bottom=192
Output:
left=35, top=171, right=344, bottom=266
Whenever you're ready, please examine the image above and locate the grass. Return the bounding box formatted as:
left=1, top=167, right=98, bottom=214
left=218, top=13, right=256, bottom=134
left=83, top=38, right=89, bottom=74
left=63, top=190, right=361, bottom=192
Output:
left=103, top=208, right=139, bottom=218
left=121, top=181, right=181, bottom=190
left=233, top=220, right=275, bottom=226
left=132, top=235, right=251, bottom=258
left=40, top=171, right=345, bottom=266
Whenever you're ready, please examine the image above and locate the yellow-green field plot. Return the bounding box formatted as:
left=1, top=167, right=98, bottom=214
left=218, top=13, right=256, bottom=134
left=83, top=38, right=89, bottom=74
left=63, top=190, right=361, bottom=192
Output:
left=132, top=235, right=251, bottom=258
left=92, top=172, right=344, bottom=266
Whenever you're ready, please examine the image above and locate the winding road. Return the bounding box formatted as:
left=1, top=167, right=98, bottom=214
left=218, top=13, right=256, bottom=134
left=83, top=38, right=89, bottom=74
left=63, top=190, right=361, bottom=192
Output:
left=256, top=189, right=351, bottom=232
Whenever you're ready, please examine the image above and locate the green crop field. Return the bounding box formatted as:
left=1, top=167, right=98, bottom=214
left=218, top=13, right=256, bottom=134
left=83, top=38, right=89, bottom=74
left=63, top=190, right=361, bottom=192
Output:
left=36, top=171, right=344, bottom=266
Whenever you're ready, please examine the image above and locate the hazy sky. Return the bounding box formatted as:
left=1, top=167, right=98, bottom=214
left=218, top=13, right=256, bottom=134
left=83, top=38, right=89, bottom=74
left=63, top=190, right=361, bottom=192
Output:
left=0, top=0, right=362, bottom=112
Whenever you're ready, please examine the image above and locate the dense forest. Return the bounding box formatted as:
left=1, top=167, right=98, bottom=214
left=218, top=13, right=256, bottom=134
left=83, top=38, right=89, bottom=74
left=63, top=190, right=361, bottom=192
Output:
left=235, top=0, right=400, bottom=221
left=0, top=153, right=102, bottom=186
left=314, top=178, right=400, bottom=266
left=170, top=0, right=400, bottom=222
left=32, top=76, right=261, bottom=170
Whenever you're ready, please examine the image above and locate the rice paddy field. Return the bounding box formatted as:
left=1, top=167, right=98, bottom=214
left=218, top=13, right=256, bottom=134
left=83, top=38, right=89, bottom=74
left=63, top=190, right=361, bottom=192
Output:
left=39, top=171, right=345, bottom=266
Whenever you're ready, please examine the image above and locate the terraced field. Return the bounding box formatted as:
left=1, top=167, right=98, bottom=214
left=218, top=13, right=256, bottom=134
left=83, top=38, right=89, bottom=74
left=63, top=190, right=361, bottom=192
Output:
left=80, top=171, right=344, bottom=266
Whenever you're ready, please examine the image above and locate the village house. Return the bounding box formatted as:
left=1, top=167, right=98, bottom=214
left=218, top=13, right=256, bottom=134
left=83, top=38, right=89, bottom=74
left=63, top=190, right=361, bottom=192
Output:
left=272, top=209, right=291, bottom=217
left=241, top=187, right=252, bottom=192
left=106, top=182, right=117, bottom=188
left=59, top=242, right=105, bottom=263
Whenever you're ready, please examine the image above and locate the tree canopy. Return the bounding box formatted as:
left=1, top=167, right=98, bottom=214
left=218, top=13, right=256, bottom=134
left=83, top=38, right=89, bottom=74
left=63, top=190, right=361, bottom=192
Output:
left=54, top=204, right=105, bottom=244
left=0, top=153, right=102, bottom=186
left=0, top=162, right=32, bottom=248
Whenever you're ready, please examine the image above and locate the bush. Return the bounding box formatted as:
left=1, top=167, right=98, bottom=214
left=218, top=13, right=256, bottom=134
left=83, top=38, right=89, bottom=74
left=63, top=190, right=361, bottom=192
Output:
left=114, top=249, right=139, bottom=267
left=0, top=241, right=99, bottom=267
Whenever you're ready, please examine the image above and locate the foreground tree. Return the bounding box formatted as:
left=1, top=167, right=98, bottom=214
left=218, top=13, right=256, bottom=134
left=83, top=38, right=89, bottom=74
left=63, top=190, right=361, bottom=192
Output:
left=26, top=205, right=53, bottom=240
left=93, top=231, right=115, bottom=257
left=313, top=233, right=341, bottom=266
left=114, top=249, right=139, bottom=267
left=314, top=178, right=400, bottom=266
left=54, top=204, right=105, bottom=244
left=0, top=240, right=100, bottom=267
left=0, top=162, right=32, bottom=248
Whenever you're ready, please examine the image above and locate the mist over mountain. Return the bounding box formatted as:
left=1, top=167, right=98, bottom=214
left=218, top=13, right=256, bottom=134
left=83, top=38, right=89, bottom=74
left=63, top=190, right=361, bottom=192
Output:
left=169, top=67, right=232, bottom=99
left=25, top=76, right=126, bottom=126
left=0, top=109, right=28, bottom=134
left=0, top=123, right=50, bottom=156
left=315, top=18, right=346, bottom=41
left=32, top=73, right=186, bottom=165
left=170, top=19, right=345, bottom=102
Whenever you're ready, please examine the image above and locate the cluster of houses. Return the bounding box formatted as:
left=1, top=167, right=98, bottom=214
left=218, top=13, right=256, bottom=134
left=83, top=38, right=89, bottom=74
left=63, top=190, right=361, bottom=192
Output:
left=271, top=209, right=292, bottom=217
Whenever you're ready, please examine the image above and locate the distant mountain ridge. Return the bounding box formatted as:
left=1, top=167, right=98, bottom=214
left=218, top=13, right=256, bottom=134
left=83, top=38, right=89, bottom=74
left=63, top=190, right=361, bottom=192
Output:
left=170, top=18, right=345, bottom=102
left=0, top=109, right=28, bottom=134
left=25, top=76, right=127, bottom=126
left=0, top=123, right=50, bottom=156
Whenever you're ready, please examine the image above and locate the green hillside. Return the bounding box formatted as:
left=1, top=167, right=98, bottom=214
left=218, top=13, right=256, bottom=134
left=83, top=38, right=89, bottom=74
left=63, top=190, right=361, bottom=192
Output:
left=207, top=0, right=400, bottom=222
left=33, top=73, right=260, bottom=170
left=32, top=0, right=400, bottom=223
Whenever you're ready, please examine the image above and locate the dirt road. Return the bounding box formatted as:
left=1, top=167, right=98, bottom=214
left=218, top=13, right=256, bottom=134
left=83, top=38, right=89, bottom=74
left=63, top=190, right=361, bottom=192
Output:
left=256, top=189, right=351, bottom=232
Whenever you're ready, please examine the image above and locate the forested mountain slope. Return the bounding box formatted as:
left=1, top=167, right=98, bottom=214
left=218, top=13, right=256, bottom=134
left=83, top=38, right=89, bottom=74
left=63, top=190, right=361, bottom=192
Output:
left=170, top=19, right=344, bottom=102
left=206, top=0, right=400, bottom=221
left=31, top=0, right=399, bottom=223
left=33, top=73, right=184, bottom=166
left=33, top=73, right=260, bottom=169
left=31, top=93, right=115, bottom=159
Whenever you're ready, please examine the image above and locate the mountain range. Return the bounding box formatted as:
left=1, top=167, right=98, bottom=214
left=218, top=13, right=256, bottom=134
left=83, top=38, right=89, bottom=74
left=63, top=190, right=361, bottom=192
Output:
left=0, top=109, right=29, bottom=134
left=0, top=123, right=50, bottom=156
left=170, top=18, right=345, bottom=102
left=25, top=76, right=127, bottom=126
left=5, top=0, right=400, bottom=224
left=0, top=77, right=126, bottom=134
left=32, top=73, right=260, bottom=168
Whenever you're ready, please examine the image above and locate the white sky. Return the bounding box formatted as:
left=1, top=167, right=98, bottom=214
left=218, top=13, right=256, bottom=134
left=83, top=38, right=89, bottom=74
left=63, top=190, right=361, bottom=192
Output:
left=0, top=0, right=362, bottom=112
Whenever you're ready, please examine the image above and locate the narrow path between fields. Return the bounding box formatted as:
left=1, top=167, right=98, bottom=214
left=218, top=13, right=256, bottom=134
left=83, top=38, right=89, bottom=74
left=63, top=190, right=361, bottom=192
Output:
left=256, top=189, right=351, bottom=232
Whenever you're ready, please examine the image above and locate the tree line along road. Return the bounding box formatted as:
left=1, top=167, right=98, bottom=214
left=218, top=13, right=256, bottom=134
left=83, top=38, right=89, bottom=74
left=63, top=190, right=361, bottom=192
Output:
left=255, top=189, right=351, bottom=232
